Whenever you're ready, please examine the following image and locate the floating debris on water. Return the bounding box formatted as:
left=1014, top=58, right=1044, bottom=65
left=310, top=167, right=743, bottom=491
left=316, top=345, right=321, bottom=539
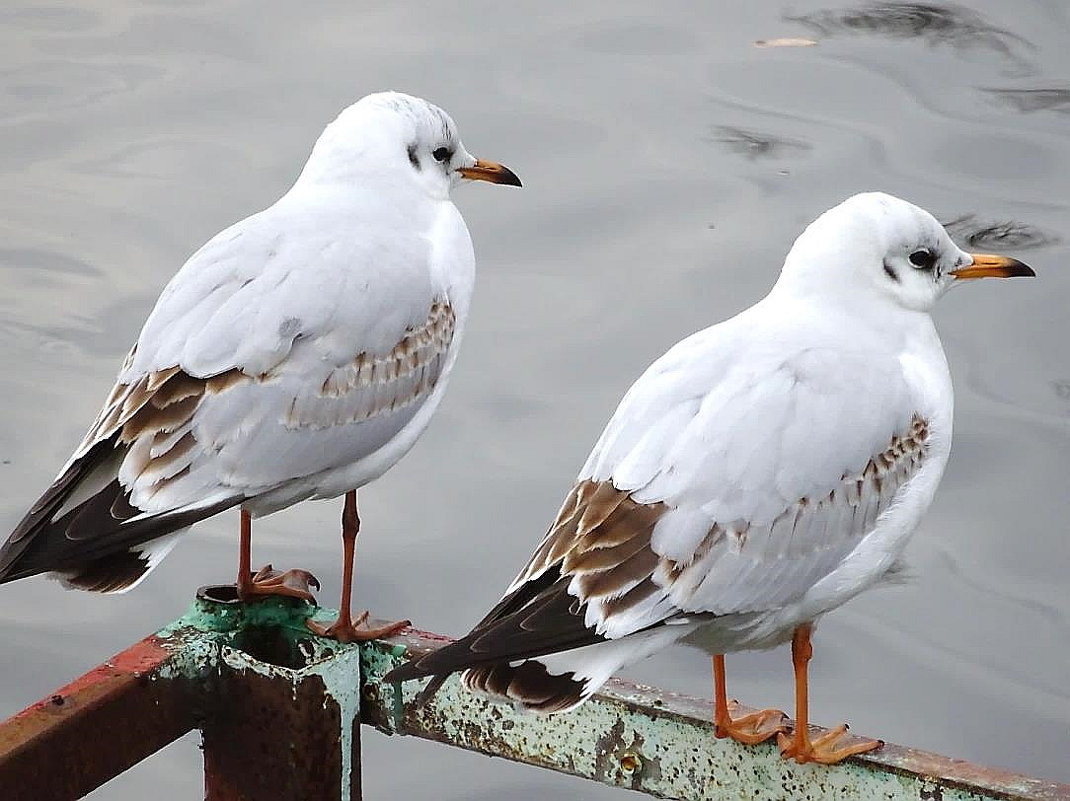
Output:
left=942, top=214, right=1060, bottom=250
left=754, top=37, right=818, bottom=48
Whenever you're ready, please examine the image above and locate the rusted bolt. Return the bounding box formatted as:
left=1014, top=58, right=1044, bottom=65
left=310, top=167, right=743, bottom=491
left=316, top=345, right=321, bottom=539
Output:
left=619, top=751, right=642, bottom=775
left=50, top=694, right=65, bottom=706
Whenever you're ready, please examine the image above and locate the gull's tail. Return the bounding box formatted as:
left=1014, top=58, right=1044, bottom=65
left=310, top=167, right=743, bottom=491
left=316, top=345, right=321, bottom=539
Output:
left=0, top=435, right=238, bottom=592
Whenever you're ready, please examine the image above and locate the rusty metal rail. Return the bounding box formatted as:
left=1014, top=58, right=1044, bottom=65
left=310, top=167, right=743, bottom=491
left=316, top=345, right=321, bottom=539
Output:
left=0, top=635, right=195, bottom=799
left=1, top=587, right=1067, bottom=801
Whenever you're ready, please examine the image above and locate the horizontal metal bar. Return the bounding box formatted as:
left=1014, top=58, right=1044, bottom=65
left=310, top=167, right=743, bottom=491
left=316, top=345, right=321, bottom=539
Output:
left=0, top=635, right=196, bottom=801
left=364, top=625, right=1070, bottom=801
left=3, top=593, right=1067, bottom=801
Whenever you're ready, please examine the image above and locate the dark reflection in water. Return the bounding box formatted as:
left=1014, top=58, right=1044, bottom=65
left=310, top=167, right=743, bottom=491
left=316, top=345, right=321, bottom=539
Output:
left=981, top=87, right=1070, bottom=115
left=941, top=214, right=1059, bottom=251
left=932, top=547, right=1069, bottom=635
left=710, top=126, right=810, bottom=160
left=787, top=2, right=1033, bottom=72
left=0, top=248, right=101, bottom=276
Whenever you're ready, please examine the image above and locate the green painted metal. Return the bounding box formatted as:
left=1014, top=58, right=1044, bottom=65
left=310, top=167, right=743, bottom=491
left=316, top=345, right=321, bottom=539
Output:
left=164, top=590, right=365, bottom=801
left=362, top=627, right=1069, bottom=801
left=170, top=594, right=1069, bottom=800
left=6, top=591, right=1068, bottom=801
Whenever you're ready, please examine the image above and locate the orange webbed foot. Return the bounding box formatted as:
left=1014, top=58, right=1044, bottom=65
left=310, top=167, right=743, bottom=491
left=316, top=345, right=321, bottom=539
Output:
left=777, top=723, right=882, bottom=764
left=237, top=565, right=320, bottom=603
left=715, top=700, right=790, bottom=745
left=306, top=610, right=410, bottom=643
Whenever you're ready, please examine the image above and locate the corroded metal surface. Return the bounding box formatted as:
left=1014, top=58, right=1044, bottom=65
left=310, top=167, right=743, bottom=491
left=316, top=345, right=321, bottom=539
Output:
left=0, top=635, right=195, bottom=801
left=365, top=624, right=1070, bottom=801
left=202, top=645, right=362, bottom=801
left=0, top=589, right=365, bottom=801
left=195, top=587, right=365, bottom=801
left=3, top=594, right=1067, bottom=801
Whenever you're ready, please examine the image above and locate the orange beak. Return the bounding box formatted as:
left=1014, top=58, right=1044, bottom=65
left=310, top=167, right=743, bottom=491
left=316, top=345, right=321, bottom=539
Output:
left=458, top=159, right=522, bottom=187
left=951, top=253, right=1035, bottom=280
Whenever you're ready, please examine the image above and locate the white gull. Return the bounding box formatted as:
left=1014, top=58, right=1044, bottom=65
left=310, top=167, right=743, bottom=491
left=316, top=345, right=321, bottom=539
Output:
left=0, top=91, right=521, bottom=642
left=386, top=192, right=1033, bottom=763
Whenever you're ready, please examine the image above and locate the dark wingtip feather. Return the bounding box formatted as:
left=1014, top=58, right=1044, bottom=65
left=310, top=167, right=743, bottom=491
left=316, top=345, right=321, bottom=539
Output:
left=386, top=658, right=588, bottom=714
left=1, top=456, right=238, bottom=588
left=464, top=661, right=586, bottom=713
left=382, top=566, right=607, bottom=687
left=382, top=660, right=430, bottom=684
left=58, top=550, right=151, bottom=593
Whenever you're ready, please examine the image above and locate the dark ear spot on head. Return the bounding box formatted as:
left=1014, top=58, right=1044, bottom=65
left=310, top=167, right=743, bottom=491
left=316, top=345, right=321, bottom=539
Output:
left=407, top=143, right=420, bottom=171
left=883, top=261, right=900, bottom=283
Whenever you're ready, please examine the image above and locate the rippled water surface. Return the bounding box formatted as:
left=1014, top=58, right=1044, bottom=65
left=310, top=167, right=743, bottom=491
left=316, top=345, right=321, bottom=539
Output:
left=1, top=1, right=1068, bottom=797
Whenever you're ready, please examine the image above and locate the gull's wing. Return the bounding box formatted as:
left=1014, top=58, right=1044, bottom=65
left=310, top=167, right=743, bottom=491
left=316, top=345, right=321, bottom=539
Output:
left=0, top=197, right=471, bottom=590
left=387, top=309, right=935, bottom=695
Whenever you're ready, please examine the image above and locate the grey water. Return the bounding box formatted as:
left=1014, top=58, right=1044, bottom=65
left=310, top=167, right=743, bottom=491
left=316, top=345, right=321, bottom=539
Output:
left=0, top=1, right=1068, bottom=798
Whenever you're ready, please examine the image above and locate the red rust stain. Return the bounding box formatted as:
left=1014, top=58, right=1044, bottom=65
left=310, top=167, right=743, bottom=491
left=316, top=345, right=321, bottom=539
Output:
left=396, top=627, right=455, bottom=645
left=103, top=636, right=171, bottom=674
left=4, top=636, right=172, bottom=724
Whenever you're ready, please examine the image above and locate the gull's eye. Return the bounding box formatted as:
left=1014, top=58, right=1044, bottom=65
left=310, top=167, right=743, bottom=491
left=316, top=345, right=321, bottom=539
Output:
left=432, top=146, right=452, bottom=163
left=909, top=249, right=936, bottom=270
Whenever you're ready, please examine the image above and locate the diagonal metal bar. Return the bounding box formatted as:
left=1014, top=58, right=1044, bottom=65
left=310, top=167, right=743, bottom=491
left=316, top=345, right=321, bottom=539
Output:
left=0, top=634, right=196, bottom=801
left=364, top=626, right=1070, bottom=801
left=0, top=590, right=367, bottom=801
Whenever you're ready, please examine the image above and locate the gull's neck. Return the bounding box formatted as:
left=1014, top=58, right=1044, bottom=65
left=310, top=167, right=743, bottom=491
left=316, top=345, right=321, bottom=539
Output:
left=763, top=276, right=939, bottom=358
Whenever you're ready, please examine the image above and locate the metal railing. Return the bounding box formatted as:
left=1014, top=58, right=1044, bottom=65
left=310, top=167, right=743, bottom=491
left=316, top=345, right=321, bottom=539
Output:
left=1, top=587, right=1066, bottom=801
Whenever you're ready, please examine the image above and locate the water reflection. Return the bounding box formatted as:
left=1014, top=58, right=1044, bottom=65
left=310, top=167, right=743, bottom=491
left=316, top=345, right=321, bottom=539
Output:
left=0, top=248, right=101, bottom=276
left=1, top=62, right=161, bottom=121
left=981, top=87, right=1070, bottom=115
left=941, top=214, right=1059, bottom=251
left=786, top=2, right=1034, bottom=74
left=710, top=126, right=810, bottom=161
left=0, top=6, right=100, bottom=33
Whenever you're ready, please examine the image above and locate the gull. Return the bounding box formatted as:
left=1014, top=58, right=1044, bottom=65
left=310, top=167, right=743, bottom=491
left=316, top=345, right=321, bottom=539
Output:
left=385, top=193, right=1033, bottom=763
left=0, top=91, right=521, bottom=642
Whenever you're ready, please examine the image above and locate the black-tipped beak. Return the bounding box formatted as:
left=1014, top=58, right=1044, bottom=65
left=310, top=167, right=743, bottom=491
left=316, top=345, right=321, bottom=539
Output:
left=458, top=159, right=522, bottom=187
left=951, top=253, right=1035, bottom=280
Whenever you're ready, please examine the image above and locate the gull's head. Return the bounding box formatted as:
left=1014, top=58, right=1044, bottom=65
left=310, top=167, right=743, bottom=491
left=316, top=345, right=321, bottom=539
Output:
left=777, top=192, right=1033, bottom=313
left=296, top=91, right=521, bottom=199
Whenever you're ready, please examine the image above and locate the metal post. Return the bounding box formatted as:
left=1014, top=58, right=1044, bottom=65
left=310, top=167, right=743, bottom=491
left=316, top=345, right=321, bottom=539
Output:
left=196, top=586, right=363, bottom=801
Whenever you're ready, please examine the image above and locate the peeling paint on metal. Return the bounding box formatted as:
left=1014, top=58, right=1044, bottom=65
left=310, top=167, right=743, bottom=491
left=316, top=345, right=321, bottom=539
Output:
left=318, top=649, right=363, bottom=801
left=5, top=592, right=1068, bottom=801
left=361, top=628, right=1070, bottom=801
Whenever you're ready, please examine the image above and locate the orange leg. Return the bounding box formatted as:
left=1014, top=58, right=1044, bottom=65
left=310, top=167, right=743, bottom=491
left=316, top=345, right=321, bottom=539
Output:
left=235, top=509, right=319, bottom=602
left=712, top=654, right=789, bottom=745
left=306, top=490, right=410, bottom=642
left=777, top=623, right=882, bottom=764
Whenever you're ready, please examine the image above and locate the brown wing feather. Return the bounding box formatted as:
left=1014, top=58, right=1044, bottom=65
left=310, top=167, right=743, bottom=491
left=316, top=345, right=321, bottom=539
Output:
left=384, top=481, right=670, bottom=683
left=0, top=355, right=248, bottom=585
left=387, top=414, right=933, bottom=686
left=1, top=299, right=456, bottom=590
left=290, top=300, right=456, bottom=429
left=0, top=436, right=238, bottom=585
